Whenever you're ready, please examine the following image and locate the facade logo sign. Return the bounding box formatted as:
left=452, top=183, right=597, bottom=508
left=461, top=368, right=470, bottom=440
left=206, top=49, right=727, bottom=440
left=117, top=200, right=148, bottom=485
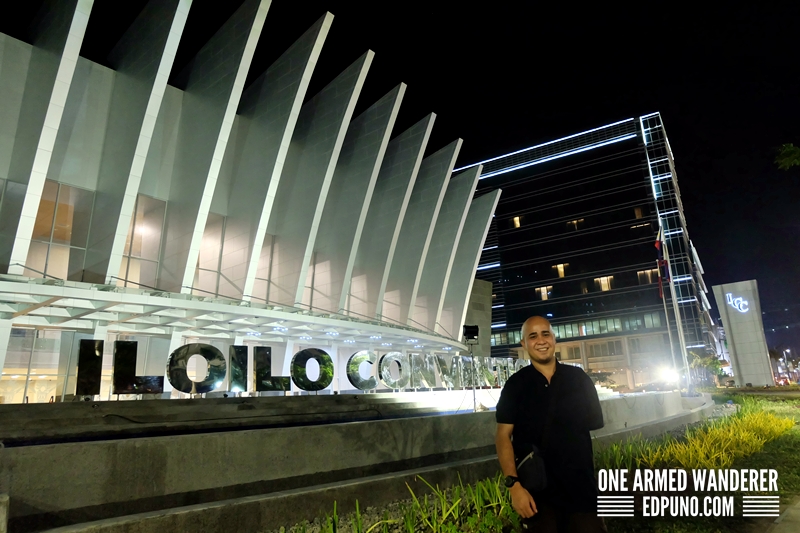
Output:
left=75, top=340, right=523, bottom=398
left=726, top=293, right=749, bottom=313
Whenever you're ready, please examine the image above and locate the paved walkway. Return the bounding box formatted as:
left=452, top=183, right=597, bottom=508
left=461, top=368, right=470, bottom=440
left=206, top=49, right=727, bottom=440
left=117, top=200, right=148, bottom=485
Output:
left=766, top=496, right=800, bottom=533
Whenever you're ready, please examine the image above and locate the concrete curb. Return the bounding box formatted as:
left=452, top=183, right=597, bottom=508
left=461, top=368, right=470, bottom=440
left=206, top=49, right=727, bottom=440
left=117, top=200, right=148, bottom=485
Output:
left=40, top=395, right=719, bottom=533
left=592, top=393, right=716, bottom=445
left=43, top=457, right=499, bottom=533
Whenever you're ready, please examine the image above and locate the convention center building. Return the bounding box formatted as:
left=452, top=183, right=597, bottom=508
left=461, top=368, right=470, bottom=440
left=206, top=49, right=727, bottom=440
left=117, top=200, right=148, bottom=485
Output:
left=0, top=0, right=500, bottom=403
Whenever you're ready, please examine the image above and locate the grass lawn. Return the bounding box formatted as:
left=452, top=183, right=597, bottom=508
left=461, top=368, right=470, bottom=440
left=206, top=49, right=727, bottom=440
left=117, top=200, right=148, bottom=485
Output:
left=271, top=395, right=800, bottom=533
left=605, top=395, right=800, bottom=533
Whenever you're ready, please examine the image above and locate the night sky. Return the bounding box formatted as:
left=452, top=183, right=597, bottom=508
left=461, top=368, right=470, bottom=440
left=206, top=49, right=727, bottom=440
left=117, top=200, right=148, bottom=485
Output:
left=5, top=1, right=800, bottom=348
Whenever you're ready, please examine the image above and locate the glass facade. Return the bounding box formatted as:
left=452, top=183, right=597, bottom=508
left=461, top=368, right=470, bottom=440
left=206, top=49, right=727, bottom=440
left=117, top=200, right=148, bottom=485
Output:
left=491, top=311, right=663, bottom=346
left=472, top=114, right=712, bottom=382
left=24, top=180, right=95, bottom=281
left=116, top=194, right=166, bottom=289
left=0, top=329, right=57, bottom=404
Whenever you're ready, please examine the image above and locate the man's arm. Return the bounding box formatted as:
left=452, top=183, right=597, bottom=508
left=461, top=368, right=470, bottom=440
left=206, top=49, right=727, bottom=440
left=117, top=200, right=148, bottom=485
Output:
left=582, top=373, right=604, bottom=430
left=496, top=423, right=537, bottom=518
left=496, top=423, right=518, bottom=477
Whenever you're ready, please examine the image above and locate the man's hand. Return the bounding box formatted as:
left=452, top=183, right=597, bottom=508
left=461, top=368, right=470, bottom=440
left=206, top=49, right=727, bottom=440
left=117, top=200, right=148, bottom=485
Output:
left=510, top=484, right=537, bottom=518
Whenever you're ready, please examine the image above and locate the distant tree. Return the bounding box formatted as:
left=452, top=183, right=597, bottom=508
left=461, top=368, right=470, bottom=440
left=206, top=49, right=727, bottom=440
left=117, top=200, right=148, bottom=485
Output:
left=769, top=348, right=782, bottom=361
left=589, top=371, right=615, bottom=386
left=776, top=143, right=800, bottom=170
left=688, top=350, right=725, bottom=385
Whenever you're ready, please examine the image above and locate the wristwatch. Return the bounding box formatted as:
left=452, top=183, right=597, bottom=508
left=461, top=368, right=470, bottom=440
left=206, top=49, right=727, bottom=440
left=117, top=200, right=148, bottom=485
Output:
left=504, top=475, right=520, bottom=488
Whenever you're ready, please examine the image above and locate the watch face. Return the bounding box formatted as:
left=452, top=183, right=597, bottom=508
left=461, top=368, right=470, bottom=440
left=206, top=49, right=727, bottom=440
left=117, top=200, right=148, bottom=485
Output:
left=504, top=476, right=518, bottom=488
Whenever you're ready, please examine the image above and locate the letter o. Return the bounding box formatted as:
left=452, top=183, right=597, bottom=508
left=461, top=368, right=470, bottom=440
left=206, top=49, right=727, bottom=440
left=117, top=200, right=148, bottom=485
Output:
left=167, top=343, right=227, bottom=394
left=291, top=348, right=334, bottom=391
left=598, top=469, right=607, bottom=491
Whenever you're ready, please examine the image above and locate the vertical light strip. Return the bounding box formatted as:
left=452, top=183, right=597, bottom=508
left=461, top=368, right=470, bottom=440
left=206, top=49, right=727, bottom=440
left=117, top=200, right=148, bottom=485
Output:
left=8, top=0, right=94, bottom=275
left=640, top=116, right=660, bottom=206
left=105, top=0, right=192, bottom=284
left=180, top=0, right=270, bottom=293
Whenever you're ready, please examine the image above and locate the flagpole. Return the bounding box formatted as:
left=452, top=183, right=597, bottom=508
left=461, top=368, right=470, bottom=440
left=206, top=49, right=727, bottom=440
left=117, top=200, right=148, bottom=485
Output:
left=661, top=228, right=692, bottom=392
left=657, top=259, right=678, bottom=372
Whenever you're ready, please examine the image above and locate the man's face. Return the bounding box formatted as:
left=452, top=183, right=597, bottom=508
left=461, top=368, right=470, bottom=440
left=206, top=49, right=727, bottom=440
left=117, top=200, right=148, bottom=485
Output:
left=521, top=318, right=556, bottom=364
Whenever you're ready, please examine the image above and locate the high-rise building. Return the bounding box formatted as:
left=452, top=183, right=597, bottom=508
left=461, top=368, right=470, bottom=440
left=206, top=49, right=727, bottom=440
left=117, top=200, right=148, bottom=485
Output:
left=462, top=114, right=714, bottom=388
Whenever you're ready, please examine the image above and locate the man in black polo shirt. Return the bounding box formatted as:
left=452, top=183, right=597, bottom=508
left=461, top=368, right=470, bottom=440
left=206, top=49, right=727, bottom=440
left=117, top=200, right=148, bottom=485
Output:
left=496, top=316, right=605, bottom=532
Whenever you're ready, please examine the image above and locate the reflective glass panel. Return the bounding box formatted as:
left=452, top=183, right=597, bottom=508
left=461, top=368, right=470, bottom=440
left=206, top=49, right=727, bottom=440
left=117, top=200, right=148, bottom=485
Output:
left=67, top=247, right=85, bottom=281
left=52, top=184, right=93, bottom=247
left=45, top=244, right=69, bottom=280
left=24, top=242, right=48, bottom=277
left=130, top=195, right=165, bottom=261
left=126, top=258, right=158, bottom=289
left=32, top=180, right=58, bottom=242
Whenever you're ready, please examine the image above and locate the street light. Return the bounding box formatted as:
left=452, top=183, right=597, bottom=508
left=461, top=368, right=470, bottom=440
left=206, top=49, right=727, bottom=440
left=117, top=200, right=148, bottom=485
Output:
left=463, top=325, right=479, bottom=412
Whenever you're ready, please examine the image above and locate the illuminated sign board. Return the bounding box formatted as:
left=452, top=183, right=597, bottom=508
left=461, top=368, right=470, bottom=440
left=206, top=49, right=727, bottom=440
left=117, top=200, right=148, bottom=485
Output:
left=75, top=340, right=525, bottom=397
left=726, top=293, right=749, bottom=313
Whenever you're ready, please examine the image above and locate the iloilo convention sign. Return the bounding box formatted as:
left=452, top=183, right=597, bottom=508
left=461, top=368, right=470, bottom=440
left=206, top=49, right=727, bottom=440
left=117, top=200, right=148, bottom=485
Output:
left=75, top=340, right=526, bottom=397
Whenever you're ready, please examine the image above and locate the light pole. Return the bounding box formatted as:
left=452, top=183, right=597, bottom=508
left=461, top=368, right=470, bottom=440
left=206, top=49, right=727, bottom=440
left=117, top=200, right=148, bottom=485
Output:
left=463, top=325, right=480, bottom=412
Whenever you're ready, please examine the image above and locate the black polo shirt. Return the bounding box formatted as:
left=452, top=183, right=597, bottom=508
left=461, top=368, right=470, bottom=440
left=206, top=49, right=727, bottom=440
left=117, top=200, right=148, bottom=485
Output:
left=496, top=361, right=604, bottom=511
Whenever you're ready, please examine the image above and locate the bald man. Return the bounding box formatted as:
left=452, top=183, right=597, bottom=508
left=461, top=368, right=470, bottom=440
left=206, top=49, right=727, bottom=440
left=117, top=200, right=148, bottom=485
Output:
left=495, top=316, right=605, bottom=532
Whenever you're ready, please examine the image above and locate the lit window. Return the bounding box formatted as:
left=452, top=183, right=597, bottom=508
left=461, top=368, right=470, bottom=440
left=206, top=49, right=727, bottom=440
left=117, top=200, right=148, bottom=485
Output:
left=652, top=312, right=662, bottom=327
left=580, top=281, right=588, bottom=294
left=27, top=179, right=97, bottom=282
left=567, top=346, right=581, bottom=360
left=637, top=268, right=659, bottom=285
left=552, top=263, right=568, bottom=278
left=566, top=218, right=584, bottom=230
left=535, top=286, right=553, bottom=301
left=513, top=216, right=521, bottom=228
left=634, top=207, right=643, bottom=219
left=629, top=338, right=641, bottom=353
left=594, top=276, right=614, bottom=291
